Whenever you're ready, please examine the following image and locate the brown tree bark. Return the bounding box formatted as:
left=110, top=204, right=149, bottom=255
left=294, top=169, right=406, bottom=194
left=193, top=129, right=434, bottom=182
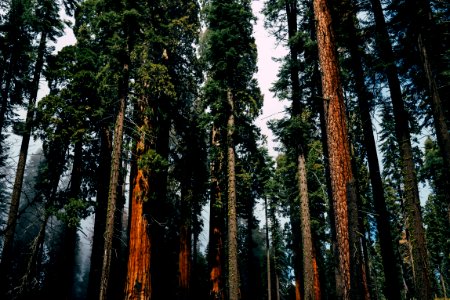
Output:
left=99, top=62, right=129, bottom=300
left=313, top=0, right=354, bottom=298
left=298, top=152, right=315, bottom=300
left=370, top=0, right=432, bottom=298
left=335, top=0, right=402, bottom=298
left=227, top=88, right=239, bottom=300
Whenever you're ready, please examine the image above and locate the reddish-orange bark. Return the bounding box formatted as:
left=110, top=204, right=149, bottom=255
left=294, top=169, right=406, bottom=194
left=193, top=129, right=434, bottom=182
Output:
left=295, top=277, right=302, bottom=300
left=125, top=167, right=151, bottom=300
left=312, top=247, right=321, bottom=300
left=179, top=225, right=191, bottom=295
left=210, top=228, right=223, bottom=297
left=313, top=0, right=353, bottom=297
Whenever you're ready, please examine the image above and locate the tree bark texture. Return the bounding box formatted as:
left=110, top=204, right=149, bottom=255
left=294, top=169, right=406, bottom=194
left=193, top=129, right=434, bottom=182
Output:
left=227, top=88, right=239, bottom=300
left=124, top=121, right=152, bottom=300
left=99, top=63, right=128, bottom=300
left=313, top=0, right=353, bottom=297
left=298, top=153, right=315, bottom=300
left=370, top=0, right=432, bottom=298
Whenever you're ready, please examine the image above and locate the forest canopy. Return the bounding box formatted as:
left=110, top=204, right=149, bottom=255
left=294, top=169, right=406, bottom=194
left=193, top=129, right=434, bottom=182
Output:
left=0, top=0, right=448, bottom=299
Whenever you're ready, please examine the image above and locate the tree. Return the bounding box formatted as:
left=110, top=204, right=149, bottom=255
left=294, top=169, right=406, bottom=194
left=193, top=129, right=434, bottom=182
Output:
left=202, top=1, right=261, bottom=298
left=313, top=0, right=356, bottom=297
left=0, top=0, right=63, bottom=295
left=369, top=0, right=432, bottom=298
left=331, top=0, right=402, bottom=297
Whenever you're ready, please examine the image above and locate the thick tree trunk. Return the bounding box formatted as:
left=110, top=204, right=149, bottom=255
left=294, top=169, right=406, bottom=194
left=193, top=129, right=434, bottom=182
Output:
left=227, top=88, right=239, bottom=300
left=0, top=31, right=47, bottom=295
left=370, top=0, right=432, bottom=298
left=178, top=223, right=191, bottom=300
left=124, top=136, right=152, bottom=300
left=209, top=124, right=225, bottom=300
left=313, top=0, right=354, bottom=298
left=99, top=63, right=128, bottom=300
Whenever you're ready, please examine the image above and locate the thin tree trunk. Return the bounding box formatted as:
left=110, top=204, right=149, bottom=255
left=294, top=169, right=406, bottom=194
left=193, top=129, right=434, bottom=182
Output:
left=99, top=62, right=129, bottom=300
left=313, top=0, right=354, bottom=298
left=0, top=31, right=47, bottom=295
left=370, top=0, right=432, bottom=298
left=87, top=126, right=112, bottom=300
left=265, top=197, right=272, bottom=300
left=227, top=88, right=239, bottom=300
left=298, top=152, right=315, bottom=300
left=209, top=124, right=224, bottom=300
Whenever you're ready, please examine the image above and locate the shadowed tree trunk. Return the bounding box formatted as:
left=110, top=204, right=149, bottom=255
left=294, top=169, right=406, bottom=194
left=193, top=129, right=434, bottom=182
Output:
left=370, top=0, right=432, bottom=298
left=99, top=61, right=129, bottom=300
left=209, top=124, right=225, bottom=300
left=87, top=126, right=112, bottom=300
left=0, top=30, right=47, bottom=296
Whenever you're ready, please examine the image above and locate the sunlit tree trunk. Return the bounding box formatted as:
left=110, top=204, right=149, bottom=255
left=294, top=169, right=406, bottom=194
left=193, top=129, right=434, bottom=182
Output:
left=370, top=0, right=432, bottom=298
left=313, top=0, right=354, bottom=298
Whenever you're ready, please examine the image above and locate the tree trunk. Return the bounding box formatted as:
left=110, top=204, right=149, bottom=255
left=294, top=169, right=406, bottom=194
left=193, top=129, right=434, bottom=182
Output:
left=313, top=0, right=354, bottom=298
left=209, top=124, right=225, bottom=300
left=87, top=126, right=112, bottom=300
left=99, top=62, right=129, bottom=300
left=370, top=0, right=432, bottom=298
left=227, top=88, right=239, bottom=300
left=337, top=0, right=402, bottom=298
left=298, top=152, right=315, bottom=300
left=412, top=0, right=450, bottom=221
left=265, top=197, right=272, bottom=300
left=0, top=31, right=47, bottom=295
left=124, top=99, right=152, bottom=300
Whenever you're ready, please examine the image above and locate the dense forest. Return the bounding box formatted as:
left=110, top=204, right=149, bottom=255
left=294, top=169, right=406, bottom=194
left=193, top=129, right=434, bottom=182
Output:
left=0, top=0, right=449, bottom=299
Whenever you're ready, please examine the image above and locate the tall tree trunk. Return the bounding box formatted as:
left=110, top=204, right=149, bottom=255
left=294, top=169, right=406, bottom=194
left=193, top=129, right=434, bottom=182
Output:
left=209, top=124, right=224, bottom=300
left=87, top=126, right=112, bottom=300
left=99, top=62, right=129, bottom=300
left=227, top=88, right=239, bottom=300
left=0, top=31, right=47, bottom=296
left=414, top=0, right=450, bottom=222
left=337, top=0, right=402, bottom=298
left=265, top=197, right=272, bottom=300
left=313, top=0, right=354, bottom=298
left=124, top=107, right=152, bottom=299
left=298, top=152, right=315, bottom=300
left=370, top=0, right=432, bottom=298
left=178, top=182, right=192, bottom=300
